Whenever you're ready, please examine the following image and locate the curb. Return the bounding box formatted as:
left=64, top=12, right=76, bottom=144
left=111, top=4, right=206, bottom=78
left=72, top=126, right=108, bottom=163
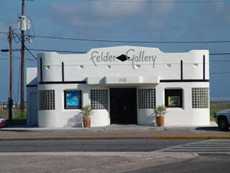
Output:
left=1, top=135, right=230, bottom=141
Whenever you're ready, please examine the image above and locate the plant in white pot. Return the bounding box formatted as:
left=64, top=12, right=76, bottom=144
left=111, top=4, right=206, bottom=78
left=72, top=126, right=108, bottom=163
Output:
left=154, top=105, right=166, bottom=127
left=82, top=105, right=92, bottom=128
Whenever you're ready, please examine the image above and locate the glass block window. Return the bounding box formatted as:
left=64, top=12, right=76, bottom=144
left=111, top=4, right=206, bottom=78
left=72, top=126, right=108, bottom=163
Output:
left=192, top=88, right=209, bottom=108
left=64, top=90, right=82, bottom=109
left=138, top=89, right=156, bottom=109
left=39, top=90, right=55, bottom=110
left=90, top=89, right=108, bottom=109
left=165, top=89, right=183, bottom=108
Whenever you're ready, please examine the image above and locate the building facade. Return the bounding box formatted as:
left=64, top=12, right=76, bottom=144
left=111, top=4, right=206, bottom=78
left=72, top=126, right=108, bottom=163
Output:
left=27, top=46, right=210, bottom=128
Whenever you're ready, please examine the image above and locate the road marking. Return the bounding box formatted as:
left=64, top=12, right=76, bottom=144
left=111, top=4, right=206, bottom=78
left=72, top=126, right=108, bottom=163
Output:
left=160, top=139, right=230, bottom=154
left=0, top=151, right=198, bottom=159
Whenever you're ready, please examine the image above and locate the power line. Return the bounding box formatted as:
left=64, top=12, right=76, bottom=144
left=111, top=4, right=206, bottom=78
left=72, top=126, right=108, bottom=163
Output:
left=0, top=54, right=36, bottom=62
left=83, top=0, right=227, bottom=4
left=0, top=31, right=8, bottom=34
left=3, top=31, right=230, bottom=45
left=3, top=48, right=230, bottom=57
left=210, top=53, right=230, bottom=55
left=24, top=46, right=38, bottom=60
left=0, top=58, right=34, bottom=63
left=211, top=72, right=230, bottom=75
left=28, top=34, right=230, bottom=44
left=13, top=32, right=37, bottom=61
left=1, top=48, right=86, bottom=54
left=1, top=53, right=230, bottom=75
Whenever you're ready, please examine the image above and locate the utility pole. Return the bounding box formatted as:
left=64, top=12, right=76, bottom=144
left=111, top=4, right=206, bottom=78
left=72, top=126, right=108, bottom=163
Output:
left=20, top=0, right=25, bottom=112
left=8, top=26, right=13, bottom=121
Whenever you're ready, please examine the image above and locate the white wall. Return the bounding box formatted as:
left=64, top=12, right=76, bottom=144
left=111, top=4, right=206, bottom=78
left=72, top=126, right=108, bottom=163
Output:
left=38, top=46, right=209, bottom=84
left=27, top=87, right=38, bottom=126
left=37, top=82, right=210, bottom=127
left=26, top=68, right=38, bottom=126
left=38, top=84, right=110, bottom=128
left=31, top=46, right=211, bottom=128
left=136, top=82, right=210, bottom=127
left=156, top=82, right=210, bottom=126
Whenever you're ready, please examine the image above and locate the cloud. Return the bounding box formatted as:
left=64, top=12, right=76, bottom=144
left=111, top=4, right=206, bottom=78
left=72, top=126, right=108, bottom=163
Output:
left=213, top=0, right=225, bottom=12
left=50, top=0, right=176, bottom=27
left=92, top=1, right=144, bottom=17
left=51, top=0, right=144, bottom=17
left=51, top=3, right=81, bottom=16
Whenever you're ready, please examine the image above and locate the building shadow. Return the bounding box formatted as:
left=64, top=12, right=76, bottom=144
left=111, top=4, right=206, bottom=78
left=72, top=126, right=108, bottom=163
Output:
left=195, top=126, right=220, bottom=131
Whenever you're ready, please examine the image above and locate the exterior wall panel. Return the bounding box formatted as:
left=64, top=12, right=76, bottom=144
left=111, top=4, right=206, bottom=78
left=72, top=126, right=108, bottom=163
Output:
left=26, top=46, right=210, bottom=128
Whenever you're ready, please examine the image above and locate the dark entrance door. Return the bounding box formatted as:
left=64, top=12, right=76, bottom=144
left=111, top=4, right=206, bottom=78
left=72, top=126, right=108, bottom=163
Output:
left=110, top=88, right=137, bottom=124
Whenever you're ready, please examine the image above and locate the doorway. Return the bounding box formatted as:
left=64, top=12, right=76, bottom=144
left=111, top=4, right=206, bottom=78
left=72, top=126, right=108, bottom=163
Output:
left=110, top=88, right=137, bottom=124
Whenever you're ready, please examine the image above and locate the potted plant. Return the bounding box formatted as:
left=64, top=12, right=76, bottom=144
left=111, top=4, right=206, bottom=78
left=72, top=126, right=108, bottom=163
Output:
left=154, top=105, right=166, bottom=127
left=82, top=105, right=92, bottom=128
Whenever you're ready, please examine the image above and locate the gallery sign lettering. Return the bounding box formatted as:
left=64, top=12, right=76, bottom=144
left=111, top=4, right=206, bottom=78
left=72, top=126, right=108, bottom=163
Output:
left=90, top=48, right=157, bottom=67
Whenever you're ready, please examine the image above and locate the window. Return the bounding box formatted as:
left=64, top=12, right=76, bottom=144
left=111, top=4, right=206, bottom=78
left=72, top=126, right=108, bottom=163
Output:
left=90, top=89, right=108, bottom=109
left=192, top=88, right=209, bottom=108
left=165, top=89, right=183, bottom=108
left=64, top=90, right=82, bottom=109
left=39, top=90, right=55, bottom=110
left=138, top=89, right=156, bottom=109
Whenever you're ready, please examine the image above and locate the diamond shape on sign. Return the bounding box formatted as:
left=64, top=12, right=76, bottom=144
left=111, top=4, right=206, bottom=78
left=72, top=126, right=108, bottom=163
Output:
left=116, top=54, right=130, bottom=62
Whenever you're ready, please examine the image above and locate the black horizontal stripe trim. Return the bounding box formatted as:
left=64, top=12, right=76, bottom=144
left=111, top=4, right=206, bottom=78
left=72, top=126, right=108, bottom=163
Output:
left=39, top=81, right=87, bottom=85
left=160, top=79, right=209, bottom=83
left=33, top=79, right=209, bottom=85
left=26, top=84, right=38, bottom=87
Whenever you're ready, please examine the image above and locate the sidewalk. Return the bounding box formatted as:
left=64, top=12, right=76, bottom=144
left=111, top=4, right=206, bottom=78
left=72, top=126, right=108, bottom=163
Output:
left=1, top=124, right=230, bottom=140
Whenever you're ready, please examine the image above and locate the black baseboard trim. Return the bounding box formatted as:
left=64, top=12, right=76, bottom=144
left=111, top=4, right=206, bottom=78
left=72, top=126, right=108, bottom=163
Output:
left=160, top=79, right=209, bottom=83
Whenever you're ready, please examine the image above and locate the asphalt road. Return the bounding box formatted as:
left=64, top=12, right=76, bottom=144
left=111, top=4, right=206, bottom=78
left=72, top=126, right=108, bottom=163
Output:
left=0, top=139, right=230, bottom=173
left=0, top=152, right=197, bottom=173
left=0, top=139, right=194, bottom=152
left=127, top=154, right=230, bottom=173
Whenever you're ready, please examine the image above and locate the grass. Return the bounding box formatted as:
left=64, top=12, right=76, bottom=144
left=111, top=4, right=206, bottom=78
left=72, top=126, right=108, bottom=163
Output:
left=0, top=109, right=27, bottom=126
left=0, top=109, right=27, bottom=121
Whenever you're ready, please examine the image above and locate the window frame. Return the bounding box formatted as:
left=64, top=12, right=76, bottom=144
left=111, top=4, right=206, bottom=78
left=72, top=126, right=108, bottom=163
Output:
left=137, top=88, right=156, bottom=109
left=90, top=89, right=109, bottom=110
left=165, top=88, right=183, bottom=108
left=64, top=90, right=82, bottom=109
left=39, top=90, right=55, bottom=110
left=192, top=88, right=209, bottom=108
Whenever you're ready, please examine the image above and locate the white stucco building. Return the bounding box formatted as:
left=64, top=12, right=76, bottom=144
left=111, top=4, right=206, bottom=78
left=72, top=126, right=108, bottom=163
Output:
left=27, top=46, right=210, bottom=128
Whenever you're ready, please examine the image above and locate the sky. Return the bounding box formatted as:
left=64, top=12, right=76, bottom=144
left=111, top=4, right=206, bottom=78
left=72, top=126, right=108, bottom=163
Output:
left=0, top=0, right=230, bottom=102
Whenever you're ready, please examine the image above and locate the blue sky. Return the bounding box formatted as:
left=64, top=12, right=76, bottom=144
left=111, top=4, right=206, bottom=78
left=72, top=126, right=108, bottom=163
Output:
left=0, top=0, right=230, bottom=102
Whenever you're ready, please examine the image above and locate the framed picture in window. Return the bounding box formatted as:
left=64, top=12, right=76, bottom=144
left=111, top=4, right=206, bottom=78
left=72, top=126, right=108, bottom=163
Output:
left=165, top=89, right=183, bottom=108
left=64, top=90, right=82, bottom=109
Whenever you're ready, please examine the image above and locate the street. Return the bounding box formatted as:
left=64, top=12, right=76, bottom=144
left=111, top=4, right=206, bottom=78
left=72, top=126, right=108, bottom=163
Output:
left=127, top=154, right=230, bottom=173
left=0, top=139, right=192, bottom=152
left=0, top=151, right=197, bottom=173
left=0, top=139, right=230, bottom=172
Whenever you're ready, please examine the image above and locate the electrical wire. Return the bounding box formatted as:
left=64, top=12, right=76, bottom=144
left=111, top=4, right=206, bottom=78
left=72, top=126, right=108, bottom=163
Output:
left=3, top=48, right=230, bottom=58
left=2, top=31, right=230, bottom=45
left=81, top=0, right=227, bottom=4
left=28, top=34, right=230, bottom=44
left=13, top=32, right=38, bottom=61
